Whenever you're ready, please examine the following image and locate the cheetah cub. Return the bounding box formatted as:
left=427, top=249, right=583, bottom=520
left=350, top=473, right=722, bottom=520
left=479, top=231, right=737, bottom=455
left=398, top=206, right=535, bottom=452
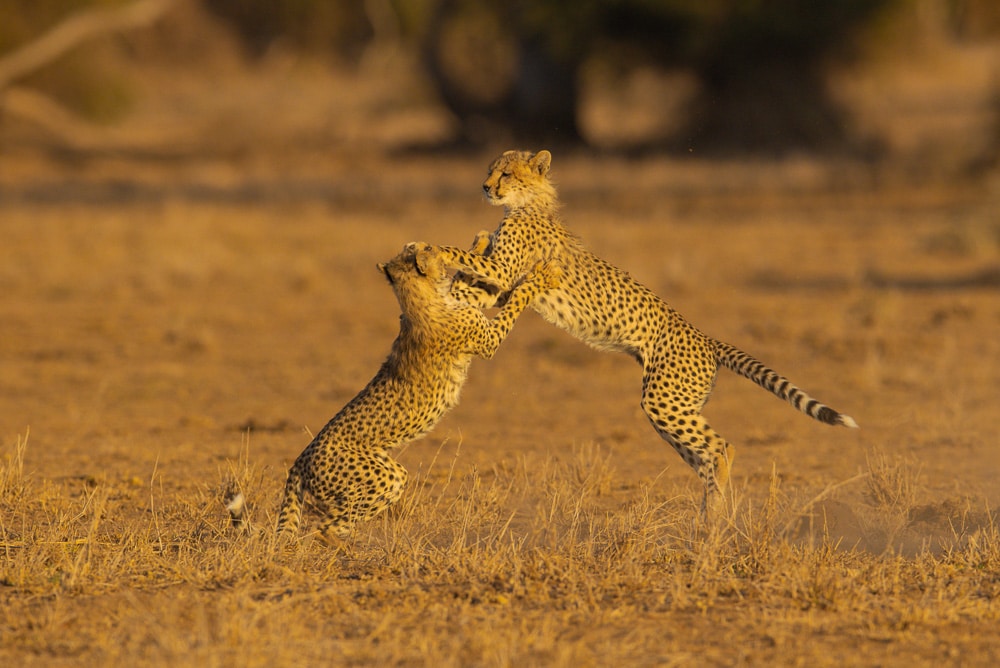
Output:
left=439, top=149, right=857, bottom=514
left=276, top=242, right=560, bottom=540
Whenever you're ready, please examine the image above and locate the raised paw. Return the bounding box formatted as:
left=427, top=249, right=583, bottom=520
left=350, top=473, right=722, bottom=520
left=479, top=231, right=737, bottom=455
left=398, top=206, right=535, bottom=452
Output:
left=469, top=230, right=492, bottom=255
left=526, top=258, right=562, bottom=290
left=403, top=241, right=434, bottom=254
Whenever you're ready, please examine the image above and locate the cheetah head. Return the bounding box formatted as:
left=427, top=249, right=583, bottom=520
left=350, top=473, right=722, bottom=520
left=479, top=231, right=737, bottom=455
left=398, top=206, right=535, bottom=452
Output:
left=482, top=149, right=556, bottom=210
left=377, top=242, right=449, bottom=308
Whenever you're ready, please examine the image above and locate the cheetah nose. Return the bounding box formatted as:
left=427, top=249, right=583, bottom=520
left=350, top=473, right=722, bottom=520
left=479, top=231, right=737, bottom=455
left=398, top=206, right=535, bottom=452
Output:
left=482, top=184, right=490, bottom=194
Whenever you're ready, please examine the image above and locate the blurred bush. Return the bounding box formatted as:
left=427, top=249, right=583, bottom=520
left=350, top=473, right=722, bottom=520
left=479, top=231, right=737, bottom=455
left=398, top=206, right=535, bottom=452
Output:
left=420, top=0, right=903, bottom=151
left=201, top=0, right=374, bottom=59
left=3, top=0, right=997, bottom=154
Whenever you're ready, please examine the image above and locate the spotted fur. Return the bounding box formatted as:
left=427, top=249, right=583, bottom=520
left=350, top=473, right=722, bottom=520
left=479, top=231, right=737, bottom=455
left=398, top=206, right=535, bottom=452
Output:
left=276, top=242, right=560, bottom=540
left=440, top=149, right=858, bottom=513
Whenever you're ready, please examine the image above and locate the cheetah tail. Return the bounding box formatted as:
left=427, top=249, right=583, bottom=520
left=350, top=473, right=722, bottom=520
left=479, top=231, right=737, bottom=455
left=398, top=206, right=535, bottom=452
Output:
left=713, top=340, right=859, bottom=429
left=276, top=465, right=304, bottom=536
left=225, top=490, right=250, bottom=533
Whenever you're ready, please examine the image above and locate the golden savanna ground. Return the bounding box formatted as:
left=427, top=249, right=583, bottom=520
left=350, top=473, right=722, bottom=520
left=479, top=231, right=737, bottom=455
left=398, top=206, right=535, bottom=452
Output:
left=2, top=15, right=1000, bottom=665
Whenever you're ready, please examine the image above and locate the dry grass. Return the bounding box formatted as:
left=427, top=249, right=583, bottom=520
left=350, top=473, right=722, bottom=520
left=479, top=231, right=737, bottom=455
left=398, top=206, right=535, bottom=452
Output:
left=2, top=430, right=998, bottom=666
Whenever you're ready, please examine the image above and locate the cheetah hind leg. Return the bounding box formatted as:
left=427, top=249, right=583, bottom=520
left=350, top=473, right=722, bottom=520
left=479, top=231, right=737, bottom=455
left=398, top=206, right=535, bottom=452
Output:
left=276, top=464, right=305, bottom=538
left=317, top=510, right=353, bottom=545
left=644, top=409, right=736, bottom=519
left=315, top=455, right=409, bottom=542
left=364, top=454, right=408, bottom=523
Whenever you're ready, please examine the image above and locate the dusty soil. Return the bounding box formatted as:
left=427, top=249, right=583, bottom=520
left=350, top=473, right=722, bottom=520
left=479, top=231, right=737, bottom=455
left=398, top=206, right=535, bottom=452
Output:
left=1, top=18, right=999, bottom=664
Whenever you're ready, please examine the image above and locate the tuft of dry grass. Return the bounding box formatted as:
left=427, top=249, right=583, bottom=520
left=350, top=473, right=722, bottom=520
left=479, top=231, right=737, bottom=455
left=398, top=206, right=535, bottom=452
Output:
left=0, top=428, right=28, bottom=504
left=865, top=448, right=922, bottom=511
left=2, top=433, right=999, bottom=666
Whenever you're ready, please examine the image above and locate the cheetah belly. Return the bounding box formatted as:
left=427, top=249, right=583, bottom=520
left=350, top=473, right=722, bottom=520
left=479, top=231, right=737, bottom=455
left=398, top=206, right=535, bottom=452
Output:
left=532, top=288, right=646, bottom=360
left=392, top=356, right=472, bottom=443
left=443, top=358, right=471, bottom=407
left=331, top=374, right=456, bottom=451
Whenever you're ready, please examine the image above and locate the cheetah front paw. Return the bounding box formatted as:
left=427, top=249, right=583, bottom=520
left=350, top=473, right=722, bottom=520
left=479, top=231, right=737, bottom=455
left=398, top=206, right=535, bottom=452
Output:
left=469, top=230, right=492, bottom=255
left=403, top=241, right=434, bottom=254
left=526, top=259, right=562, bottom=290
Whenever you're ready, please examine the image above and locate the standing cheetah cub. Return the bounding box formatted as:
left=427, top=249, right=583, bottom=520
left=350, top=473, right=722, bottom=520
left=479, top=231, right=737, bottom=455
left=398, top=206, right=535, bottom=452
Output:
left=276, top=242, right=560, bottom=540
left=439, top=149, right=857, bottom=514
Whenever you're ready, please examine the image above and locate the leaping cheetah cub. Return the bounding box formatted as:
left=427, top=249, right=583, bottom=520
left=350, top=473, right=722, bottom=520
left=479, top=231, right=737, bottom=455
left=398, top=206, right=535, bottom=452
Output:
left=276, top=242, right=560, bottom=540
left=439, top=149, right=857, bottom=513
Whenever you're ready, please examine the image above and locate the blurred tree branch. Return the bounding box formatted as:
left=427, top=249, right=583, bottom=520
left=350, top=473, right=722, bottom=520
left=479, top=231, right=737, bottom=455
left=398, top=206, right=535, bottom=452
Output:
left=0, top=0, right=175, bottom=147
left=0, top=0, right=175, bottom=89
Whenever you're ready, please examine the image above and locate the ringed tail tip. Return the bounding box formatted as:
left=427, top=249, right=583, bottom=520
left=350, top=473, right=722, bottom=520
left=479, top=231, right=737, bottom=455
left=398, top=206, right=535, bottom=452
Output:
left=839, top=414, right=859, bottom=429
left=225, top=491, right=248, bottom=529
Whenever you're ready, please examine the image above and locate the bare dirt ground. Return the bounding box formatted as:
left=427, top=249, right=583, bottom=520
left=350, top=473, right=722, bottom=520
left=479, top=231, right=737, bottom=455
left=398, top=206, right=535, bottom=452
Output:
left=1, top=18, right=1000, bottom=665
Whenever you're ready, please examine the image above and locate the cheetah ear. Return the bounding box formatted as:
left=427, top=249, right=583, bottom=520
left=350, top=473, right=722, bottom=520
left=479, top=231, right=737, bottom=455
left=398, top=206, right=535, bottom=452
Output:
left=413, top=249, right=431, bottom=276
left=532, top=150, right=552, bottom=176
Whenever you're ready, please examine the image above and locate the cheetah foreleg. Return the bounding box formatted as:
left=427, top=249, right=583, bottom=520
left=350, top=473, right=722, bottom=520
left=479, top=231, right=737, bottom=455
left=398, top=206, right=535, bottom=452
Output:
left=468, top=258, right=561, bottom=359
left=435, top=245, right=517, bottom=293
left=415, top=243, right=516, bottom=309
left=450, top=230, right=497, bottom=302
